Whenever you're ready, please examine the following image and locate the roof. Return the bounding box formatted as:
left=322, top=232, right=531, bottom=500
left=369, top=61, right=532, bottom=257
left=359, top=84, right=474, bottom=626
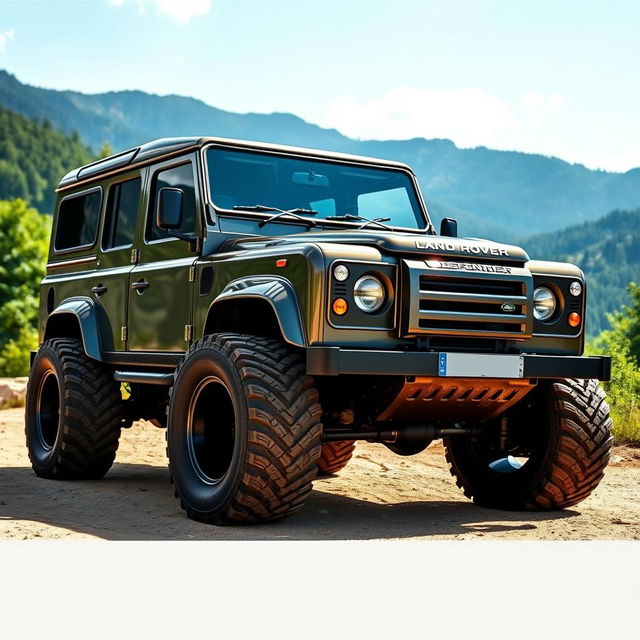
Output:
left=57, top=136, right=414, bottom=190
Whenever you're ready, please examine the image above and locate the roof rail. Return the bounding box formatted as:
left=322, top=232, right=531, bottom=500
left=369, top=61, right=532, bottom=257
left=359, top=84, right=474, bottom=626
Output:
left=77, top=148, right=139, bottom=179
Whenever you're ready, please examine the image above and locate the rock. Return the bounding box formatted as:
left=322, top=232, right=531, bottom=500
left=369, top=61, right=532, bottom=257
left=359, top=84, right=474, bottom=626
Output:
left=0, top=377, right=28, bottom=409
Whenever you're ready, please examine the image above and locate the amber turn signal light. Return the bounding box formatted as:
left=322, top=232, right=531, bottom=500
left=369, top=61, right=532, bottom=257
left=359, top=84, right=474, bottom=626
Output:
left=568, top=312, right=581, bottom=328
left=332, top=298, right=348, bottom=315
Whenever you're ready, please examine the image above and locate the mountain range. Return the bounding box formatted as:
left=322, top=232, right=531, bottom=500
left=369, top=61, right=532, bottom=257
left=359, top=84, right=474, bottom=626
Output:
left=1, top=69, right=638, bottom=240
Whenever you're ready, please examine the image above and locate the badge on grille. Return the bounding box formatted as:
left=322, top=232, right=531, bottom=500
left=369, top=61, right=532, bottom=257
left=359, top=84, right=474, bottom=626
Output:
left=501, top=302, right=516, bottom=313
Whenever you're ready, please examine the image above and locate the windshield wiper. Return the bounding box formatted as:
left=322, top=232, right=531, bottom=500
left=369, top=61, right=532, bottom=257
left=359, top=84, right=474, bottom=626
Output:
left=325, top=214, right=393, bottom=231
left=233, top=204, right=319, bottom=227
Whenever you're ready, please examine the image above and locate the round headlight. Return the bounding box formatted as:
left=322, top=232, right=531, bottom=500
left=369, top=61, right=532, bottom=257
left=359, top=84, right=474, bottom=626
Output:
left=333, top=264, right=350, bottom=282
left=353, top=275, right=385, bottom=312
left=533, top=286, right=557, bottom=321
left=569, top=281, right=582, bottom=297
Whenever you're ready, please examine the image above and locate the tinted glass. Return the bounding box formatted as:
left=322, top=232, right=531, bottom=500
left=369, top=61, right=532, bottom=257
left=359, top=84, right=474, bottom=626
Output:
left=147, top=163, right=197, bottom=241
left=358, top=187, right=414, bottom=220
left=206, top=148, right=425, bottom=230
left=55, top=189, right=101, bottom=251
left=103, top=177, right=141, bottom=250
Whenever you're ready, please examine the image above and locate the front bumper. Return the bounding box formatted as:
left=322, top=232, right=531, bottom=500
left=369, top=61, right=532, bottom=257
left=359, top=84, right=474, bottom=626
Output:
left=306, top=347, right=611, bottom=381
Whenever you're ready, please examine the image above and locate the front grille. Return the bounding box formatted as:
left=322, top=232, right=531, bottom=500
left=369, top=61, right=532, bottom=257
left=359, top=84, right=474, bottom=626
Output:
left=403, top=259, right=532, bottom=339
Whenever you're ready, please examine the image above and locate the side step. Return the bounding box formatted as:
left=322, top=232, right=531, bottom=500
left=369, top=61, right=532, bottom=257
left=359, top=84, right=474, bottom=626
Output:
left=114, top=370, right=174, bottom=386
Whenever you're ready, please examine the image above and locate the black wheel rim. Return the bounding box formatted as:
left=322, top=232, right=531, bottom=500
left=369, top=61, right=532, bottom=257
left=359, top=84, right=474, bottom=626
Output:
left=36, top=370, right=60, bottom=450
left=472, top=427, right=539, bottom=475
left=187, top=376, right=236, bottom=484
left=469, top=398, right=550, bottom=477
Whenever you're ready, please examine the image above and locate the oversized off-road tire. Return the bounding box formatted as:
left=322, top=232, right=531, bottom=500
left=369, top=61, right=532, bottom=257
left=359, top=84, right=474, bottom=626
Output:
left=444, top=378, right=612, bottom=510
left=25, top=338, right=124, bottom=479
left=167, top=333, right=322, bottom=525
left=317, top=441, right=355, bottom=475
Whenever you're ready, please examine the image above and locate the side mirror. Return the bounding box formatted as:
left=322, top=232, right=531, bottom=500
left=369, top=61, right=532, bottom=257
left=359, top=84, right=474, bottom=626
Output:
left=440, top=217, right=458, bottom=238
left=157, top=187, right=183, bottom=230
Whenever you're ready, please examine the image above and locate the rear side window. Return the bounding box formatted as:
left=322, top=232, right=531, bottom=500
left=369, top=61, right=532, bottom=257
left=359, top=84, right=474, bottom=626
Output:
left=102, top=177, right=141, bottom=250
left=147, top=163, right=197, bottom=242
left=55, top=189, right=102, bottom=251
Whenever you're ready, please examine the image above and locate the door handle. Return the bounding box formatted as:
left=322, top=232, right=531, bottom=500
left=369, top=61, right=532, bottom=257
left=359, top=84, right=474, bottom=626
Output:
left=91, top=284, right=107, bottom=297
left=131, top=279, right=150, bottom=293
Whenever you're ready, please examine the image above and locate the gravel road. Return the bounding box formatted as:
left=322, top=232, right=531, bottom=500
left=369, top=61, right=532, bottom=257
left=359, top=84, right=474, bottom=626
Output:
left=1, top=407, right=638, bottom=540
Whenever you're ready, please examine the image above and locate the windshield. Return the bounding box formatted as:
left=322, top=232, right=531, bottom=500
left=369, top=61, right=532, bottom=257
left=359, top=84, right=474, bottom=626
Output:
left=205, top=147, right=427, bottom=231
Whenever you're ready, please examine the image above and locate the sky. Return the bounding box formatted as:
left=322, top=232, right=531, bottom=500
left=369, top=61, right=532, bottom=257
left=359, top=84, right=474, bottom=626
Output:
left=0, top=0, right=638, bottom=172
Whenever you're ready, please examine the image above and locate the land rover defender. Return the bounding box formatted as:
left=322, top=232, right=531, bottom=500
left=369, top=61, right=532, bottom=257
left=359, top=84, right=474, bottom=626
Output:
left=26, top=137, right=612, bottom=524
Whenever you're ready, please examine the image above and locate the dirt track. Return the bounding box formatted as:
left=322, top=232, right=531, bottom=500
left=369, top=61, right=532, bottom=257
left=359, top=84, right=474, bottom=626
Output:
left=1, top=407, right=639, bottom=540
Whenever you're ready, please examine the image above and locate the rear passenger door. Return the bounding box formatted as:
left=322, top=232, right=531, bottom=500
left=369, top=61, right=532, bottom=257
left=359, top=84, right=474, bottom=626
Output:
left=46, top=187, right=103, bottom=322
left=127, top=156, right=200, bottom=352
left=95, top=170, right=144, bottom=350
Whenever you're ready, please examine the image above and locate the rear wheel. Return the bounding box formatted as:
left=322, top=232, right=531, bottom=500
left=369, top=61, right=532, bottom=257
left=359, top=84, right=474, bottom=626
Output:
left=25, top=338, right=123, bottom=479
left=444, top=379, right=612, bottom=510
left=167, top=334, right=322, bottom=525
left=317, top=441, right=355, bottom=475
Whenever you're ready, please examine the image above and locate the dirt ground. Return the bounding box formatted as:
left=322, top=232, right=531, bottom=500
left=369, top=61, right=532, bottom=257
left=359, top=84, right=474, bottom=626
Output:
left=1, top=406, right=639, bottom=540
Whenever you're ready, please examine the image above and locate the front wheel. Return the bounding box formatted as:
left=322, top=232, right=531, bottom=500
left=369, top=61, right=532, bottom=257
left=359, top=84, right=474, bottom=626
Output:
left=445, top=378, right=612, bottom=510
left=167, top=334, right=322, bottom=525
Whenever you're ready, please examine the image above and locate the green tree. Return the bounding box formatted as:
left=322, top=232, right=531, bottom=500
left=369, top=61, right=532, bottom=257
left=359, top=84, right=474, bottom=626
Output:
left=591, top=282, right=640, bottom=443
left=0, top=106, right=92, bottom=213
left=0, top=199, right=51, bottom=376
left=0, top=159, right=28, bottom=200
left=598, top=282, right=640, bottom=365
left=98, top=141, right=113, bottom=159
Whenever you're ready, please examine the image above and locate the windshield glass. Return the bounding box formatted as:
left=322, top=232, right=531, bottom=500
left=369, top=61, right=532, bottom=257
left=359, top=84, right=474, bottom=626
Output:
left=206, top=147, right=427, bottom=230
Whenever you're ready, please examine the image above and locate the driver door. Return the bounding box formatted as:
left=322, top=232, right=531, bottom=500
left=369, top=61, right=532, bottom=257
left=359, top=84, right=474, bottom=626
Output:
left=127, top=155, right=201, bottom=351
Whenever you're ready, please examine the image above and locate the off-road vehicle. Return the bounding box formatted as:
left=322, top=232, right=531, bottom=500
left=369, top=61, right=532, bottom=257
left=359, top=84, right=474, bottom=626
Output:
left=26, top=137, right=612, bottom=525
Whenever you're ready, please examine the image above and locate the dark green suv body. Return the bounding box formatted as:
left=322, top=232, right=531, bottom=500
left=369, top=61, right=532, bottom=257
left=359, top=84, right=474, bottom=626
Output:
left=26, top=137, right=612, bottom=524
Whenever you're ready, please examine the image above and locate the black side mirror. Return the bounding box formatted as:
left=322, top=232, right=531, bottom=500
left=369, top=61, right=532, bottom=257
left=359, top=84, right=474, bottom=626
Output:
left=157, top=187, right=184, bottom=230
left=440, top=217, right=458, bottom=238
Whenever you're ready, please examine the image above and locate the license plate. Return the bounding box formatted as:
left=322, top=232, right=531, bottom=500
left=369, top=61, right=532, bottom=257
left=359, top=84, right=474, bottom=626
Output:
left=438, top=353, right=524, bottom=378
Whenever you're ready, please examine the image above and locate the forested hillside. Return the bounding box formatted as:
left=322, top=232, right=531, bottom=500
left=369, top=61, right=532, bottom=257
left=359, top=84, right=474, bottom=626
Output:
left=523, top=208, right=640, bottom=335
left=0, top=106, right=92, bottom=213
left=1, top=69, right=638, bottom=238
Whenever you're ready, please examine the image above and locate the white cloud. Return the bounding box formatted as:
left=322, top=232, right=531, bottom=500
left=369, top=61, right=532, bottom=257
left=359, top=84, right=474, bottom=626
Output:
left=310, top=86, right=614, bottom=168
left=578, top=147, right=640, bottom=174
left=154, top=0, right=212, bottom=23
left=0, top=29, right=15, bottom=52
left=317, top=87, right=518, bottom=148
left=108, top=0, right=212, bottom=24
left=521, top=91, right=566, bottom=113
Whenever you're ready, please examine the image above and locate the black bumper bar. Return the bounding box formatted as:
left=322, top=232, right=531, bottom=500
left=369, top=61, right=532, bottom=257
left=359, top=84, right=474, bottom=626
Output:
left=306, top=347, right=611, bottom=381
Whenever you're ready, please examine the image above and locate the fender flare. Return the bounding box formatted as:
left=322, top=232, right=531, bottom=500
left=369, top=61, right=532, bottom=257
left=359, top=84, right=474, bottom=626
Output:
left=45, top=297, right=113, bottom=361
left=208, top=276, right=306, bottom=347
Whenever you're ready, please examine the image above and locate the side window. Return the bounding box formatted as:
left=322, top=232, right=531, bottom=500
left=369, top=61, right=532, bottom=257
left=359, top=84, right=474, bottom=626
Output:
left=55, top=189, right=102, bottom=251
left=102, top=177, right=141, bottom=250
left=147, top=162, right=197, bottom=242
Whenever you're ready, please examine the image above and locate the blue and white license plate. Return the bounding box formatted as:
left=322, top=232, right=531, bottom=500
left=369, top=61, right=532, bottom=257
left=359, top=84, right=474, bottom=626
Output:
left=438, top=353, right=524, bottom=378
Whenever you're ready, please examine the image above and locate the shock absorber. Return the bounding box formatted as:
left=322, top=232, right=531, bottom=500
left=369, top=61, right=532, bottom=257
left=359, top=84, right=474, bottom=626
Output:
left=499, top=415, right=509, bottom=453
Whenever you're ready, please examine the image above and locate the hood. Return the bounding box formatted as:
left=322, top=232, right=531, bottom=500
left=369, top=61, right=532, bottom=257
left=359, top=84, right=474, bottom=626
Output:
left=223, top=230, right=529, bottom=264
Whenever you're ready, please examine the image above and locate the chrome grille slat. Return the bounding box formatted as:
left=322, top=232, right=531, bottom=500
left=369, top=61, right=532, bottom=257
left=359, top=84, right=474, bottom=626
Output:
left=419, top=310, right=526, bottom=324
left=419, top=290, right=527, bottom=305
